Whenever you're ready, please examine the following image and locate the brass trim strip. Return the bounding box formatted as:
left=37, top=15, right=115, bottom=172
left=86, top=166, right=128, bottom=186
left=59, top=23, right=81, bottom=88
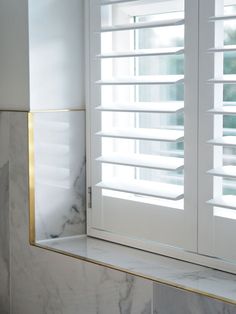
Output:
left=33, top=242, right=236, bottom=306
left=28, top=113, right=36, bottom=245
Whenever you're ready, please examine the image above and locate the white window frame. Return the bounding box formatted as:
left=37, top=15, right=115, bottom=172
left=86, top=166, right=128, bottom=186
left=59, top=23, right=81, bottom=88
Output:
left=85, top=0, right=236, bottom=274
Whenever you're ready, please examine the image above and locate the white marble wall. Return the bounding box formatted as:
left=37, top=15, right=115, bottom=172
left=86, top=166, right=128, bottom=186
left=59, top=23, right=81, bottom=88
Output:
left=153, top=283, right=236, bottom=314
left=33, top=111, right=86, bottom=240
left=0, top=111, right=236, bottom=313
left=0, top=0, right=84, bottom=111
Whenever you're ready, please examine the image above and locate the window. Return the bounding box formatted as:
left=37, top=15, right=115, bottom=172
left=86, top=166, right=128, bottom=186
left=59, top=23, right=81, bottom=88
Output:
left=87, top=0, right=236, bottom=272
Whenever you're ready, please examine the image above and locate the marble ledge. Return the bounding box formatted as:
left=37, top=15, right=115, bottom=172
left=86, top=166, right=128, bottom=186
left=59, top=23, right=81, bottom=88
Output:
left=36, top=235, right=236, bottom=306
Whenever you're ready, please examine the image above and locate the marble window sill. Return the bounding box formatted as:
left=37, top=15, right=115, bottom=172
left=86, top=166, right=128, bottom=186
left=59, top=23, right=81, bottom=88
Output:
left=35, top=235, right=236, bottom=306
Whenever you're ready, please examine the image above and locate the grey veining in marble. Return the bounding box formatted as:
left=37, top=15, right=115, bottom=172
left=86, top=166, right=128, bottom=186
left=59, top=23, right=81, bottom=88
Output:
left=153, top=283, right=236, bottom=314
left=4, top=111, right=236, bottom=313
left=0, top=112, right=10, bottom=314
left=39, top=235, right=236, bottom=305
left=84, top=265, right=152, bottom=314
left=33, top=111, right=86, bottom=241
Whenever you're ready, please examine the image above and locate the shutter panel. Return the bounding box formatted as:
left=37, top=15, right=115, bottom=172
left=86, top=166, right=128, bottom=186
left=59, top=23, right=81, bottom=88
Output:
left=88, top=0, right=198, bottom=254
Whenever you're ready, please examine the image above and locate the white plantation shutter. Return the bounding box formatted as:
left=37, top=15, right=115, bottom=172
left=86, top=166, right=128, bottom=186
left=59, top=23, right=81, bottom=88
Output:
left=199, top=0, right=236, bottom=263
left=88, top=0, right=198, bottom=253
left=85, top=0, right=236, bottom=272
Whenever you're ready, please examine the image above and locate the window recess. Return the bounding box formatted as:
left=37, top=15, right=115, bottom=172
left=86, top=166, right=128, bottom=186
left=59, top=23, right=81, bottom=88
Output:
left=88, top=0, right=198, bottom=253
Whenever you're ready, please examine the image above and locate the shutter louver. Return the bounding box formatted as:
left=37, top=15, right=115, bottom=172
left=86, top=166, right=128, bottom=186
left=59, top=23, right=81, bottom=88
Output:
left=96, top=179, right=184, bottom=200
left=96, top=101, right=184, bottom=113
left=96, top=154, right=184, bottom=170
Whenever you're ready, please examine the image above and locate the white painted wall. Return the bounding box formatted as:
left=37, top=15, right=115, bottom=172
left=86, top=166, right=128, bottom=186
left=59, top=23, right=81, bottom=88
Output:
left=0, top=0, right=85, bottom=111
left=28, top=0, right=85, bottom=110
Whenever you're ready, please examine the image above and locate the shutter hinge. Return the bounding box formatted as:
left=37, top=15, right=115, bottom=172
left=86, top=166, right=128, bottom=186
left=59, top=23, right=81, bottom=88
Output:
left=88, top=186, right=92, bottom=208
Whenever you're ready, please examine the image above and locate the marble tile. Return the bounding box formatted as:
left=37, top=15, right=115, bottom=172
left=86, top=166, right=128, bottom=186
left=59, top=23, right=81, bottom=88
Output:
left=40, top=235, right=236, bottom=305
left=83, top=264, right=152, bottom=314
left=0, top=112, right=10, bottom=314
left=12, top=252, right=152, bottom=314
left=33, top=111, right=86, bottom=241
left=153, top=283, right=236, bottom=314
left=8, top=112, right=152, bottom=314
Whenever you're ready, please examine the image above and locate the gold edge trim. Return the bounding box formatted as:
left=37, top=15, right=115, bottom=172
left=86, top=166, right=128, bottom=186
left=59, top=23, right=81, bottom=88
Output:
left=32, top=242, right=236, bottom=306
left=28, top=113, right=36, bottom=245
